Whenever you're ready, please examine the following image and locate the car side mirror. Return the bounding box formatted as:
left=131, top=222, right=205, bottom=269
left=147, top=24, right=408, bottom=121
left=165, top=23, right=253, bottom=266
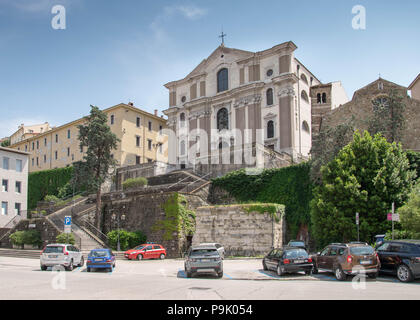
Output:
left=317, top=252, right=320, bottom=255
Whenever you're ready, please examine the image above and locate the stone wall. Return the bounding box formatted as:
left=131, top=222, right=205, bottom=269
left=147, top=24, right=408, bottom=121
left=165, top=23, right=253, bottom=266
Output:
left=98, top=190, right=207, bottom=258
left=193, top=204, right=285, bottom=256
left=0, top=218, right=61, bottom=249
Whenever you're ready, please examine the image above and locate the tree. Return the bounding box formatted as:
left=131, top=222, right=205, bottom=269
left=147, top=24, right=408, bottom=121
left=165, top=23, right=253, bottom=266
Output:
left=397, top=182, right=420, bottom=238
left=310, top=131, right=415, bottom=248
left=367, top=89, right=406, bottom=143
left=309, top=118, right=355, bottom=184
left=77, top=106, right=120, bottom=228
left=1, top=139, right=10, bottom=147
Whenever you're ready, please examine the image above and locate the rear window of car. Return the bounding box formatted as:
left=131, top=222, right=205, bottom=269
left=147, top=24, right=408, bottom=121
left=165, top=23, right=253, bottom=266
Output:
left=289, top=241, right=305, bottom=246
left=350, top=246, right=374, bottom=255
left=284, top=249, right=308, bottom=259
left=191, top=249, right=218, bottom=256
left=44, top=246, right=64, bottom=253
left=90, top=250, right=109, bottom=257
left=153, top=245, right=161, bottom=250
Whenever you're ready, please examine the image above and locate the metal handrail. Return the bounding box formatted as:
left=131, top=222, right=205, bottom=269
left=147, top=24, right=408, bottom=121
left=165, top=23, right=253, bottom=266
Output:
left=75, top=217, right=109, bottom=246
left=183, top=172, right=212, bottom=193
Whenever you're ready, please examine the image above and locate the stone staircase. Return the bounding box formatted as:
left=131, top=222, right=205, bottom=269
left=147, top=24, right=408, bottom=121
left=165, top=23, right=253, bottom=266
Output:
left=45, top=197, right=106, bottom=251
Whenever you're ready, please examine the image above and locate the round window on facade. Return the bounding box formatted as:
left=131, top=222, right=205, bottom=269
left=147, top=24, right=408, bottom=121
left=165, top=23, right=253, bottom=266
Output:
left=266, top=69, right=273, bottom=77
left=181, top=96, right=186, bottom=103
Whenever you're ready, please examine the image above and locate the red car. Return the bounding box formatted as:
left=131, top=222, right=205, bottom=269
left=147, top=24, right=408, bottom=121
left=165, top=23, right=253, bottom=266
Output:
left=124, top=244, right=166, bottom=260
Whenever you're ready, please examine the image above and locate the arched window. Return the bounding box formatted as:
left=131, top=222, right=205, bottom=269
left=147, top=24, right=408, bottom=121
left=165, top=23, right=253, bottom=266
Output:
left=322, top=93, right=327, bottom=104
left=300, top=74, right=308, bottom=85
left=180, top=140, right=186, bottom=155
left=217, top=108, right=229, bottom=131
left=317, top=93, right=321, bottom=104
left=217, top=68, right=228, bottom=93
left=267, top=120, right=274, bottom=138
left=301, top=90, right=309, bottom=103
left=180, top=113, right=185, bottom=127
left=266, top=88, right=273, bottom=106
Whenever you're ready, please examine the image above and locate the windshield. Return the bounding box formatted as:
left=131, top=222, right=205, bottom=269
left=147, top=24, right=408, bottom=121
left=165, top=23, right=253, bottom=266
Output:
left=133, top=246, right=144, bottom=250
left=44, top=246, right=64, bottom=253
left=350, top=246, right=374, bottom=255
left=284, top=249, right=308, bottom=259
left=190, top=249, right=219, bottom=257
left=289, top=241, right=305, bottom=246
left=90, top=250, right=109, bottom=257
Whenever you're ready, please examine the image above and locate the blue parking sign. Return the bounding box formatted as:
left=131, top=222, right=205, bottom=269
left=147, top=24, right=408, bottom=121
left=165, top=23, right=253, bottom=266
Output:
left=64, top=216, right=72, bottom=226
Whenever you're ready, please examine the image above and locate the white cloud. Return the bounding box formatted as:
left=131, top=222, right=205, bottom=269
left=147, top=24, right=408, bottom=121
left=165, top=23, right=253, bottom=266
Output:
left=150, top=4, right=207, bottom=41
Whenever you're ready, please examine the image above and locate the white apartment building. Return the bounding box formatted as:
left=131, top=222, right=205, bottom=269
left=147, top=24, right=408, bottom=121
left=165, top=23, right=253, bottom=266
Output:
left=0, top=147, right=29, bottom=227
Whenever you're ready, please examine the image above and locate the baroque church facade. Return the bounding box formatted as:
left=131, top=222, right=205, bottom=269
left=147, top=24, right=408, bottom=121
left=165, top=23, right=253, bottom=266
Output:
left=163, top=41, right=335, bottom=172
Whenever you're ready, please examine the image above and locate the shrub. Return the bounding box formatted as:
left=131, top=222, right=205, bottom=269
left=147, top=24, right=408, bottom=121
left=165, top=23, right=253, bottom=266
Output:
left=107, top=229, right=147, bottom=251
left=10, top=230, right=41, bottom=246
left=9, top=231, right=25, bottom=247
left=56, top=233, right=76, bottom=245
left=44, top=195, right=60, bottom=203
left=385, top=230, right=419, bottom=240
left=122, top=177, right=148, bottom=191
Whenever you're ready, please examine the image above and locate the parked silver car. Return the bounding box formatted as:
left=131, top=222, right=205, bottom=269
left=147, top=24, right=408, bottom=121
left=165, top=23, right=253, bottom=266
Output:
left=40, top=244, right=84, bottom=271
left=197, top=243, right=225, bottom=259
left=184, top=245, right=223, bottom=278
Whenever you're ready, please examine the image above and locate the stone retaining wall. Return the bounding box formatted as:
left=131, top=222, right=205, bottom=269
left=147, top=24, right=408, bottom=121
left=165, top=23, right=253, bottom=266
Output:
left=193, top=204, right=285, bottom=256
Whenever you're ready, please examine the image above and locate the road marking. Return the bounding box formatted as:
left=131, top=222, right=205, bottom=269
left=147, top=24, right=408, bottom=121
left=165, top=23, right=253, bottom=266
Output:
left=224, top=273, right=233, bottom=279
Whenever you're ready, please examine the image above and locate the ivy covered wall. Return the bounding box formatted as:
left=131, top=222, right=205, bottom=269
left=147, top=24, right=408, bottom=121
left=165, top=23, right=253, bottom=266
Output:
left=210, top=163, right=313, bottom=239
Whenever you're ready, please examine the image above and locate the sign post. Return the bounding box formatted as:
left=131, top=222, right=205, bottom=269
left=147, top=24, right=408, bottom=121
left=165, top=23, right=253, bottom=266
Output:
left=64, top=216, right=72, bottom=234
left=356, top=212, right=359, bottom=241
left=391, top=203, right=395, bottom=240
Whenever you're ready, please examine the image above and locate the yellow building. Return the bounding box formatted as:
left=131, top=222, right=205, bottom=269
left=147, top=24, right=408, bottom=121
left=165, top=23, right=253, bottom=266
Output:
left=9, top=103, right=168, bottom=173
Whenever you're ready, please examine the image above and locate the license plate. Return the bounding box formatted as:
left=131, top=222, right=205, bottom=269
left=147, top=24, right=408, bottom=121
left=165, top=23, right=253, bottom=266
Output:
left=360, top=260, right=371, bottom=265
left=95, top=259, right=102, bottom=262
left=49, top=255, right=58, bottom=258
left=201, top=259, right=210, bottom=262
left=294, top=260, right=305, bottom=264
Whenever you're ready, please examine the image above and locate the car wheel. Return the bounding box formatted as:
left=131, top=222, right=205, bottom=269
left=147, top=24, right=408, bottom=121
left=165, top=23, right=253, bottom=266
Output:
left=108, top=268, right=112, bottom=273
left=334, top=266, right=347, bottom=281
left=368, top=272, right=378, bottom=279
left=113, top=263, right=116, bottom=268
left=66, top=260, right=74, bottom=271
left=263, top=261, right=268, bottom=271
left=78, top=257, right=84, bottom=267
left=186, top=270, right=192, bottom=278
left=312, top=264, right=319, bottom=274
left=276, top=265, right=283, bottom=276
left=397, top=264, right=414, bottom=283
left=305, top=270, right=312, bottom=276
left=137, top=254, right=143, bottom=261
left=87, top=267, right=91, bottom=272
left=217, top=271, right=223, bottom=278
left=159, top=254, right=165, bottom=260
left=41, top=265, right=47, bottom=271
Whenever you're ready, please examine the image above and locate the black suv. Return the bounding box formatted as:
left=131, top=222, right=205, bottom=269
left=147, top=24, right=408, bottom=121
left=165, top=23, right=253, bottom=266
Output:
left=376, top=240, right=420, bottom=282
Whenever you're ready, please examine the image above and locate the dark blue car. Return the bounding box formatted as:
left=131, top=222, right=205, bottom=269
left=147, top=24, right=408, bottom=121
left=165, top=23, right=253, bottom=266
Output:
left=87, top=249, right=116, bottom=272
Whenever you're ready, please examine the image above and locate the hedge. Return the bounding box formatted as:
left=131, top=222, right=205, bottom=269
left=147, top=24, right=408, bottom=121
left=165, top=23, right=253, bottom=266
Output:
left=28, top=167, right=73, bottom=209
left=9, top=230, right=42, bottom=246
left=122, top=177, right=148, bottom=191
left=107, top=230, right=147, bottom=251
left=211, top=163, right=313, bottom=239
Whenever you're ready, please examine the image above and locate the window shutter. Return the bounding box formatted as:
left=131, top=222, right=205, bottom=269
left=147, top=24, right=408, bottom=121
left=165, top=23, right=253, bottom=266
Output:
left=190, top=83, right=197, bottom=100
left=200, top=81, right=206, bottom=97
left=248, top=65, right=254, bottom=82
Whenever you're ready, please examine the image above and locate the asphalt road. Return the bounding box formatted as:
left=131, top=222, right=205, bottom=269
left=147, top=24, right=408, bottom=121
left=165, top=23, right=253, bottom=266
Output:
left=0, top=256, right=419, bottom=300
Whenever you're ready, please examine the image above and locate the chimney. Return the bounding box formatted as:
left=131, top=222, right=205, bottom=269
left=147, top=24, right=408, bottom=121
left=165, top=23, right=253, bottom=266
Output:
left=128, top=102, right=134, bottom=106
left=154, top=109, right=158, bottom=117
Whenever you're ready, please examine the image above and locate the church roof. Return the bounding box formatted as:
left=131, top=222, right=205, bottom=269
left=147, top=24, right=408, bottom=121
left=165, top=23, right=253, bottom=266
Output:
left=164, top=41, right=298, bottom=88
left=351, top=77, right=407, bottom=100
left=408, top=73, right=420, bottom=90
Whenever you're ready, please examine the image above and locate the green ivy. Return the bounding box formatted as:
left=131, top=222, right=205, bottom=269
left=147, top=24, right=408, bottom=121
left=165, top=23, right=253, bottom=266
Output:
left=241, top=203, right=285, bottom=222
left=211, top=163, right=312, bottom=239
left=152, top=193, right=196, bottom=241
left=28, top=167, right=74, bottom=209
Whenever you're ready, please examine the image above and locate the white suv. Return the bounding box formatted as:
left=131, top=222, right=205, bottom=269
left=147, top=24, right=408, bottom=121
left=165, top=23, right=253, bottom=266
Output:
left=40, top=244, right=84, bottom=271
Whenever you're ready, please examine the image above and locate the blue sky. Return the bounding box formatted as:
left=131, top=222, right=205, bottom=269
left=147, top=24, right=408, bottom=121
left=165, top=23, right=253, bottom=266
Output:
left=0, top=0, right=419, bottom=137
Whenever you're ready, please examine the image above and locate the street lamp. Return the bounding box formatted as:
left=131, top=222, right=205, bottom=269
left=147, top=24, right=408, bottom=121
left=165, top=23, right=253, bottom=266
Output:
left=112, top=209, right=126, bottom=251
